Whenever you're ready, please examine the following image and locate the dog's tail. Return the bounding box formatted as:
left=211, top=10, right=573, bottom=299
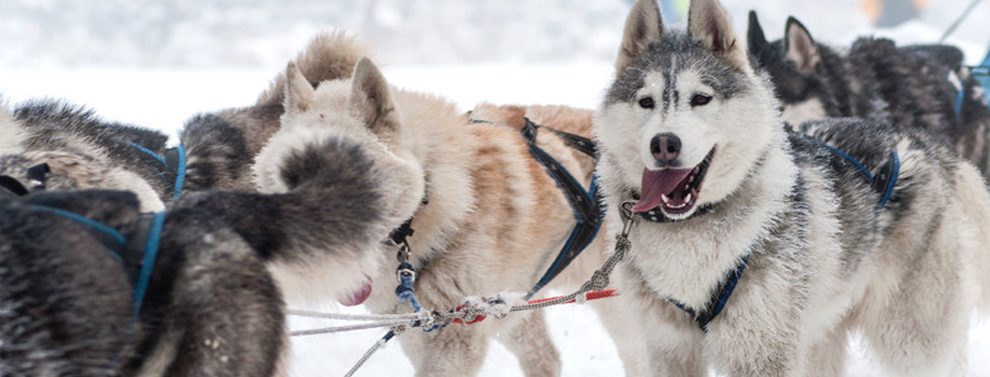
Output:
left=256, top=31, right=374, bottom=107
left=953, top=162, right=990, bottom=315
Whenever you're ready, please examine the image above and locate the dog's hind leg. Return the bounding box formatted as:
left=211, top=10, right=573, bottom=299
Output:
left=495, top=309, right=562, bottom=377
left=154, top=222, right=287, bottom=377
left=803, top=319, right=851, bottom=377
left=858, top=212, right=973, bottom=377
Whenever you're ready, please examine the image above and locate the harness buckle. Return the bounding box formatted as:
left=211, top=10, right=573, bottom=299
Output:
left=619, top=201, right=637, bottom=237
left=395, top=240, right=411, bottom=264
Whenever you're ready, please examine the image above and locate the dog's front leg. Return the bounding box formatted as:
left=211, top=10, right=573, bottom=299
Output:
left=702, top=271, right=803, bottom=377
left=398, top=326, right=490, bottom=377
left=616, top=263, right=706, bottom=377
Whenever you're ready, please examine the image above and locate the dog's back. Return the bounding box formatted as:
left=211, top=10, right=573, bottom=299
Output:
left=180, top=31, right=372, bottom=192
left=10, top=101, right=175, bottom=209
left=0, top=191, right=141, bottom=376
left=748, top=13, right=990, bottom=175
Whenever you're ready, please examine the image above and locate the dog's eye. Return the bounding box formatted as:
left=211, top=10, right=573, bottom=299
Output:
left=638, top=97, right=655, bottom=109
left=690, top=94, right=712, bottom=107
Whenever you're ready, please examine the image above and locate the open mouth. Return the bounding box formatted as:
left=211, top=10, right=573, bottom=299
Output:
left=339, top=274, right=373, bottom=306
left=632, top=147, right=715, bottom=215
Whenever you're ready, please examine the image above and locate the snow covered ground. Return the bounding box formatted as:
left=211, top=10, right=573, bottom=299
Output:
left=3, top=1, right=990, bottom=375
left=2, top=63, right=990, bottom=376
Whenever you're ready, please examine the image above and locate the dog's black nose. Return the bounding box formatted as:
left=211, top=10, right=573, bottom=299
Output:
left=650, top=133, right=681, bottom=165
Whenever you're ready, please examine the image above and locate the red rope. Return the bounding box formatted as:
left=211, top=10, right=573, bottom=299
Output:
left=451, top=289, right=620, bottom=325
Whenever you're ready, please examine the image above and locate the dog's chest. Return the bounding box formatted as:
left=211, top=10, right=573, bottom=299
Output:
left=625, top=218, right=758, bottom=309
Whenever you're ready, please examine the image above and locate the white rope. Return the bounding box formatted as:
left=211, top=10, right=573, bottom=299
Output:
left=306, top=203, right=636, bottom=377
left=287, top=309, right=421, bottom=321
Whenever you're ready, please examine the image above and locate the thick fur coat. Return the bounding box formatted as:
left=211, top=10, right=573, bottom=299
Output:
left=593, top=0, right=990, bottom=375
left=747, top=12, right=990, bottom=176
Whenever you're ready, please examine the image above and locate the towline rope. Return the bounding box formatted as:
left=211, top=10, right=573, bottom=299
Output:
left=290, top=202, right=636, bottom=376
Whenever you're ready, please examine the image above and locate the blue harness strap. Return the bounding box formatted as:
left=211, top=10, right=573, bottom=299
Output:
left=667, top=254, right=751, bottom=332
left=517, top=119, right=604, bottom=300
left=811, top=139, right=900, bottom=209
left=27, top=203, right=165, bottom=319
left=664, top=138, right=899, bottom=331
left=132, top=211, right=166, bottom=319
left=973, top=51, right=990, bottom=103
left=28, top=205, right=128, bottom=263
left=129, top=143, right=187, bottom=201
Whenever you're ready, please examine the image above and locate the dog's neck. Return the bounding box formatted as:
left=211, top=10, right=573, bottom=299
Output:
left=618, top=138, right=798, bottom=308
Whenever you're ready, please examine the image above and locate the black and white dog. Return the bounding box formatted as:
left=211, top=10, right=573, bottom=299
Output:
left=747, top=11, right=990, bottom=175
left=0, top=98, right=391, bottom=376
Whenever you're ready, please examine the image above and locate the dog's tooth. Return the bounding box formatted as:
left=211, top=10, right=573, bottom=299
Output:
left=661, top=194, right=670, bottom=203
left=685, top=193, right=693, bottom=202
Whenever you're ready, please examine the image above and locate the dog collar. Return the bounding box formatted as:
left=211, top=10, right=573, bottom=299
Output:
left=627, top=189, right=720, bottom=223
left=635, top=203, right=719, bottom=223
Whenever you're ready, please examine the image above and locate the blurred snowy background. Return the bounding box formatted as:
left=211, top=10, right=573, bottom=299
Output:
left=2, top=0, right=989, bottom=69
left=2, top=0, right=990, bottom=376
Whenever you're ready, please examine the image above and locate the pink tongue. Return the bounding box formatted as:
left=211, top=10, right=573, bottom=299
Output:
left=340, top=275, right=373, bottom=307
left=632, top=167, right=694, bottom=212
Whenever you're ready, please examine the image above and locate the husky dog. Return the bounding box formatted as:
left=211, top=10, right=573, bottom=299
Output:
left=254, top=57, right=614, bottom=376
left=179, top=31, right=372, bottom=192
left=2, top=100, right=179, bottom=211
left=0, top=101, right=393, bottom=375
left=747, top=12, right=990, bottom=175
left=594, top=0, right=990, bottom=375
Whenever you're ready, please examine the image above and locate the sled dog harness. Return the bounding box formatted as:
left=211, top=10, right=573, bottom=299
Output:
left=973, top=51, right=990, bottom=104
left=463, top=116, right=604, bottom=300
left=1, top=165, right=165, bottom=319
left=515, top=118, right=604, bottom=300
left=129, top=143, right=187, bottom=201
left=38, top=206, right=165, bottom=320
left=632, top=136, right=899, bottom=331
left=810, top=139, right=900, bottom=209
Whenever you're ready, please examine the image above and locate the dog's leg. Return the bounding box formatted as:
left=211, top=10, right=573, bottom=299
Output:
left=616, top=264, right=706, bottom=377
left=803, top=319, right=851, bottom=377
left=155, top=222, right=287, bottom=377
left=858, top=211, right=972, bottom=377
left=495, top=309, right=562, bottom=377
left=399, top=326, right=489, bottom=377
left=588, top=269, right=649, bottom=377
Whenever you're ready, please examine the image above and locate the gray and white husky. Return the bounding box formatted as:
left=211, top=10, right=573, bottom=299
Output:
left=746, top=12, right=990, bottom=176
left=0, top=100, right=391, bottom=376
left=594, top=0, right=990, bottom=375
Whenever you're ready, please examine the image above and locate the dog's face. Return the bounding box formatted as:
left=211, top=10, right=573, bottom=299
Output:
left=747, top=12, right=835, bottom=125
left=595, top=0, right=779, bottom=220
left=254, top=58, right=425, bottom=230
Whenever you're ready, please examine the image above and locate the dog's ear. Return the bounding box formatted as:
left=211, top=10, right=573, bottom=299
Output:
left=350, top=57, right=398, bottom=136
left=284, top=62, right=316, bottom=115
left=747, top=10, right=768, bottom=57
left=784, top=17, right=819, bottom=75
left=616, top=0, right=663, bottom=74
left=688, top=0, right=749, bottom=72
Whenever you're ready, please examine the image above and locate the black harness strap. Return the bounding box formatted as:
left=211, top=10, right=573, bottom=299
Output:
left=666, top=254, right=751, bottom=332
left=0, top=163, right=49, bottom=198
left=519, top=118, right=604, bottom=299
left=0, top=176, right=29, bottom=197
left=649, top=138, right=898, bottom=331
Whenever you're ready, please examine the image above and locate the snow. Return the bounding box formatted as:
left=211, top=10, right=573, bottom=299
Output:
left=3, top=0, right=990, bottom=375
left=3, top=63, right=990, bottom=377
